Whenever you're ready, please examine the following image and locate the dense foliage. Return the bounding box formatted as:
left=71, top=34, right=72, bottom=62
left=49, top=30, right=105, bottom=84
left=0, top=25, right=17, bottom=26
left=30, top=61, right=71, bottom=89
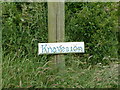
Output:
left=65, top=2, right=118, bottom=66
left=2, top=2, right=118, bottom=88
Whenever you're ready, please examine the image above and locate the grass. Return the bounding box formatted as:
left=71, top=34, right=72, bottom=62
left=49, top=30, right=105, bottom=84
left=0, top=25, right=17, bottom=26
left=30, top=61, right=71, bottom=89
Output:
left=2, top=51, right=119, bottom=88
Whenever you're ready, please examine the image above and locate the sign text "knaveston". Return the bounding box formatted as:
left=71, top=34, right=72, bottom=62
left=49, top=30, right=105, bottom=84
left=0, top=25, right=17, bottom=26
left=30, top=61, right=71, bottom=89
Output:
left=38, top=42, right=84, bottom=55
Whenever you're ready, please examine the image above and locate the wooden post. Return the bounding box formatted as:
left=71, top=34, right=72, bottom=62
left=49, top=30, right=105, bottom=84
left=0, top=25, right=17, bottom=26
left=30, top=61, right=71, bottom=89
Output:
left=48, top=2, right=65, bottom=72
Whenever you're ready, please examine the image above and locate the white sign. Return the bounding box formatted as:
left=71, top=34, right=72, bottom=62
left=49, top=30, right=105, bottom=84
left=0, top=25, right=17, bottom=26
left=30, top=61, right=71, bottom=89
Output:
left=38, top=42, right=84, bottom=55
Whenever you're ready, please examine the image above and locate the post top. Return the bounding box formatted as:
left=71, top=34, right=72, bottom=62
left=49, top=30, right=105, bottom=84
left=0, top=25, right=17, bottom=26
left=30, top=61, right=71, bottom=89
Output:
left=48, top=0, right=65, bottom=2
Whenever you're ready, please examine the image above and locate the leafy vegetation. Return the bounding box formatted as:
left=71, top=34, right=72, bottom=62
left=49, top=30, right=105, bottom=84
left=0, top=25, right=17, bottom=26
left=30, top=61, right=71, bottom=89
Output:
left=2, top=2, right=119, bottom=88
left=65, top=2, right=118, bottom=66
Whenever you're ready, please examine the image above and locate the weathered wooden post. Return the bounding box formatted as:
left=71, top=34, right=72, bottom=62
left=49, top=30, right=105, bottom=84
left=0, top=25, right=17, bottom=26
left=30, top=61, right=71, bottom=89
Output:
left=48, top=1, right=65, bottom=71
left=38, top=1, right=84, bottom=73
